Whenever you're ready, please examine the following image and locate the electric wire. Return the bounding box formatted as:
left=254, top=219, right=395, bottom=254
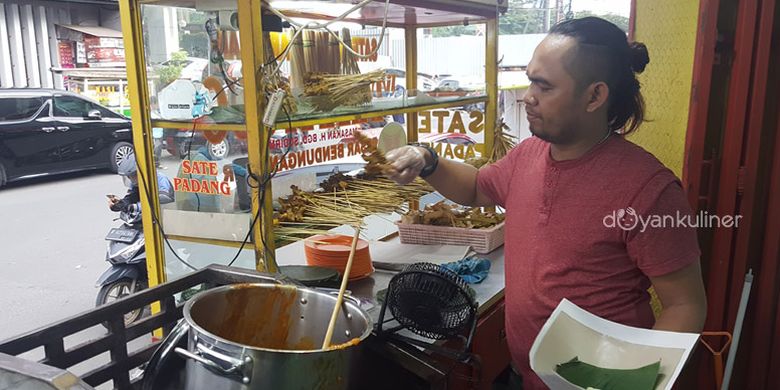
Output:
left=227, top=106, right=295, bottom=267
left=135, top=166, right=199, bottom=271
left=147, top=77, right=287, bottom=271
left=183, top=76, right=244, bottom=211
left=144, top=0, right=390, bottom=270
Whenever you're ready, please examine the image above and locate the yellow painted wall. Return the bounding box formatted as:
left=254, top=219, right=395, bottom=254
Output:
left=630, top=0, right=700, bottom=177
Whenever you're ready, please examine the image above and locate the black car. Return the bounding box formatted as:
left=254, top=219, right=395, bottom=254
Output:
left=0, top=89, right=133, bottom=188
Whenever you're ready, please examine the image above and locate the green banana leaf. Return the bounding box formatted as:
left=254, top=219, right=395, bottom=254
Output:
left=555, top=357, right=661, bottom=390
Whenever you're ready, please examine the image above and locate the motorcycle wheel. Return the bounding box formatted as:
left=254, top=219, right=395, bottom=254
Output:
left=96, top=277, right=148, bottom=328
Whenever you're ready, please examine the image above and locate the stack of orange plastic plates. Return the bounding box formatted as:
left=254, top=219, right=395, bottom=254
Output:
left=304, top=234, right=374, bottom=281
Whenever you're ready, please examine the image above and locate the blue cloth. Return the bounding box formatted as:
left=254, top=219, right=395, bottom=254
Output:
left=127, top=172, right=174, bottom=214
left=157, top=172, right=174, bottom=204
left=231, top=163, right=248, bottom=178
left=441, top=256, right=491, bottom=284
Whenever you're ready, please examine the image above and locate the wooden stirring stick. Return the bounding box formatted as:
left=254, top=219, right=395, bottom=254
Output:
left=322, top=226, right=361, bottom=349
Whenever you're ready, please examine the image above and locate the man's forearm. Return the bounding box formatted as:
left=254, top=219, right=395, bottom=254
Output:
left=653, top=303, right=706, bottom=333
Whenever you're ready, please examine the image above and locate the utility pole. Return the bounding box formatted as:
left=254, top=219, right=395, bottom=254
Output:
left=543, top=0, right=551, bottom=31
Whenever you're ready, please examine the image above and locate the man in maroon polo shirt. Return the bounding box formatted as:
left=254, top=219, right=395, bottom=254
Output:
left=385, top=17, right=707, bottom=389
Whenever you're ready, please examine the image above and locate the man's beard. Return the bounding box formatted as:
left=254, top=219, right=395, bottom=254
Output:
left=529, top=125, right=578, bottom=145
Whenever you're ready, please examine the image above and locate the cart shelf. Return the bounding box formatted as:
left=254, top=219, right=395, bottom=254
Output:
left=284, top=93, right=487, bottom=128
left=152, top=93, right=486, bottom=130
left=151, top=120, right=246, bottom=131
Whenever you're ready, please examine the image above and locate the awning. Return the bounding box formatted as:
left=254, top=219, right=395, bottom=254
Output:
left=57, top=24, right=123, bottom=38
left=51, top=67, right=128, bottom=79
left=56, top=0, right=119, bottom=5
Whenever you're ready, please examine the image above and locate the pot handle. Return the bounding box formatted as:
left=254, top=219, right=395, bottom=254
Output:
left=140, top=320, right=190, bottom=390
left=340, top=294, right=362, bottom=308
left=318, top=287, right=361, bottom=306
left=175, top=346, right=253, bottom=385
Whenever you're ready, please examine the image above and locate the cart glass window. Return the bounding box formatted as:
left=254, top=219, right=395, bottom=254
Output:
left=413, top=26, right=488, bottom=163
left=150, top=127, right=256, bottom=277
left=142, top=1, right=245, bottom=125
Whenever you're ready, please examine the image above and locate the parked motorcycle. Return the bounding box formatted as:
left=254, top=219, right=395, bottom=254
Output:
left=95, top=152, right=174, bottom=327
left=95, top=208, right=148, bottom=326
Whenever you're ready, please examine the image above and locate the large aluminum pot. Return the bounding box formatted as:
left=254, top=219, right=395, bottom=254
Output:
left=175, top=283, right=372, bottom=390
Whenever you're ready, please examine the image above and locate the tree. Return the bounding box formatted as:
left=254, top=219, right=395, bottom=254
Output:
left=431, top=0, right=547, bottom=37
left=498, top=0, right=550, bottom=35
left=573, top=11, right=630, bottom=33
left=179, top=9, right=209, bottom=58
left=431, top=25, right=478, bottom=37
left=156, top=50, right=189, bottom=87
left=428, top=1, right=630, bottom=37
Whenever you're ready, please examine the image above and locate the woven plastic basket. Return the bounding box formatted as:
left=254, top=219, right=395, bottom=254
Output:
left=396, top=221, right=505, bottom=254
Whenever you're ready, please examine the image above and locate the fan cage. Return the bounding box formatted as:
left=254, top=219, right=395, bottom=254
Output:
left=386, top=262, right=477, bottom=340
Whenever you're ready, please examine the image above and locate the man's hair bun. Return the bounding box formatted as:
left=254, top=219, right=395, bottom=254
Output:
left=629, top=42, right=649, bottom=73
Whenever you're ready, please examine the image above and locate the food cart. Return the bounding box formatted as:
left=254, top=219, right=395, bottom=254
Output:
left=0, top=0, right=512, bottom=388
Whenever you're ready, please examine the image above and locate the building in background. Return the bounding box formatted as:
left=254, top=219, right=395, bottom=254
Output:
left=53, top=24, right=131, bottom=115
left=0, top=0, right=121, bottom=89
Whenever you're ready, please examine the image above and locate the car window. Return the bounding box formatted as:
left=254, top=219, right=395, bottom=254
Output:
left=55, top=95, right=119, bottom=118
left=54, top=96, right=94, bottom=117
left=0, top=97, right=47, bottom=121
left=89, top=102, right=121, bottom=118
left=56, top=95, right=121, bottom=119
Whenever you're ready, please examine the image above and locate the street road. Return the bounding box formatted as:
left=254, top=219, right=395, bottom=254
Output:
left=0, top=168, right=127, bottom=341
left=0, top=149, right=404, bottom=385
left=0, top=155, right=183, bottom=385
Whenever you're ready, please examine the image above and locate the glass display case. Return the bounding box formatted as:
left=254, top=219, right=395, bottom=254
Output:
left=119, top=0, right=500, bottom=285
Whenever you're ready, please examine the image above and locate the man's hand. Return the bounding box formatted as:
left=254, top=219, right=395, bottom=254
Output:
left=385, top=146, right=428, bottom=185
left=107, top=195, right=119, bottom=210
left=386, top=145, right=495, bottom=207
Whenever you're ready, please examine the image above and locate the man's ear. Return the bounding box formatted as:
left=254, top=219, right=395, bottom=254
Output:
left=585, top=81, right=609, bottom=113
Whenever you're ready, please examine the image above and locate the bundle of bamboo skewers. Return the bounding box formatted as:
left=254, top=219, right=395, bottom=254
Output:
left=289, top=30, right=306, bottom=93
left=272, top=131, right=431, bottom=241
left=286, top=28, right=384, bottom=112
left=340, top=28, right=360, bottom=75
left=261, top=32, right=297, bottom=114
left=294, top=31, right=342, bottom=77
left=303, top=70, right=386, bottom=111
left=490, top=119, right=518, bottom=161
left=466, top=118, right=517, bottom=168
left=274, top=178, right=432, bottom=241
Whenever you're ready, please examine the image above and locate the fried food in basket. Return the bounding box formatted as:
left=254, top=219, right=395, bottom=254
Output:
left=402, top=201, right=504, bottom=229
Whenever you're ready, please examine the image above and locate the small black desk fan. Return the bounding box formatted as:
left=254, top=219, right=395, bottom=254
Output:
left=375, top=262, right=478, bottom=361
